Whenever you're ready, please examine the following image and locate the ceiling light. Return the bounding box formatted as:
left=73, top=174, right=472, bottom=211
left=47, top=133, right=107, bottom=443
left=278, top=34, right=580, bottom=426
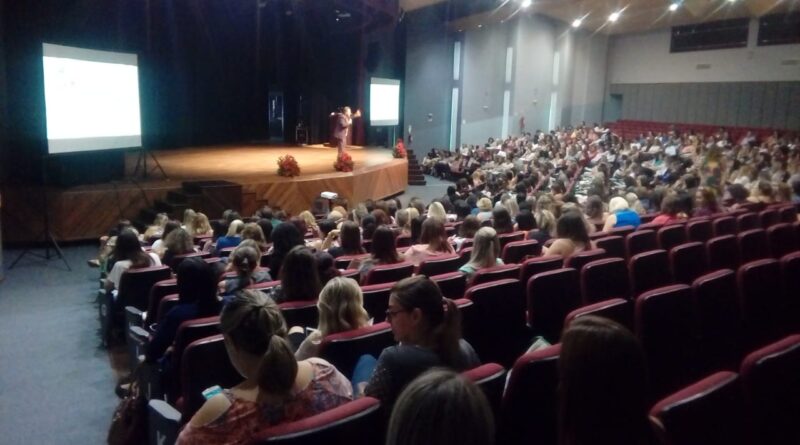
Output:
left=521, top=0, right=532, bottom=8
left=572, top=18, right=582, bottom=28
left=608, top=11, right=620, bottom=22
left=478, top=24, right=483, bottom=28
left=669, top=3, right=679, bottom=11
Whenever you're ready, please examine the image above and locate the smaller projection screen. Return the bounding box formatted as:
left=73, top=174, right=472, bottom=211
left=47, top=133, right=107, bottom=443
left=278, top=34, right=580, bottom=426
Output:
left=42, top=43, right=142, bottom=154
left=369, top=77, right=400, bottom=126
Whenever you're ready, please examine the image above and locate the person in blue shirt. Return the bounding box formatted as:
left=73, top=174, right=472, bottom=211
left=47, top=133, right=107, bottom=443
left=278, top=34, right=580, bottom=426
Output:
left=601, top=196, right=642, bottom=232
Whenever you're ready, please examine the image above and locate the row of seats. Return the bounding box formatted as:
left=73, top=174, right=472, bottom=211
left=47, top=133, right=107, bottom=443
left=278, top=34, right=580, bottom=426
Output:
left=607, top=119, right=777, bottom=143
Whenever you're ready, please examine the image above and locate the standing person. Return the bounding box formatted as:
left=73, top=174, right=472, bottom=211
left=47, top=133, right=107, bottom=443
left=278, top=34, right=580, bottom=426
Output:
left=332, top=106, right=361, bottom=156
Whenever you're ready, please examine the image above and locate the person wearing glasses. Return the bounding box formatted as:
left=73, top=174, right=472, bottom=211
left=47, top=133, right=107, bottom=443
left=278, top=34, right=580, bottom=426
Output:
left=356, top=276, right=480, bottom=406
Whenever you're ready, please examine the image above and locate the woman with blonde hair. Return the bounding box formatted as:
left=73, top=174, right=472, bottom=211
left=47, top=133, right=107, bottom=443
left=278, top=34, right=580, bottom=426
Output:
left=177, top=290, right=352, bottom=444
left=459, top=227, right=503, bottom=280
left=601, top=196, right=642, bottom=232
left=191, top=212, right=214, bottom=237
left=395, top=209, right=411, bottom=235
left=476, top=198, right=493, bottom=222
left=427, top=202, right=448, bottom=223
left=143, top=213, right=169, bottom=240
left=292, top=277, right=371, bottom=360
left=214, top=219, right=244, bottom=255
left=298, top=210, right=319, bottom=236
left=182, top=209, right=197, bottom=233
left=241, top=222, right=269, bottom=253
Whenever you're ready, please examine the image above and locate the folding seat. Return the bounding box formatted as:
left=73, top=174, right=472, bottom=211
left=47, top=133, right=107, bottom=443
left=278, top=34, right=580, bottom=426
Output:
left=779, top=251, right=800, bottom=331
left=637, top=222, right=663, bottom=232
left=362, top=261, right=414, bottom=285
left=250, top=397, right=383, bottom=444
left=706, top=235, right=739, bottom=271
left=767, top=223, right=796, bottom=258
left=625, top=230, right=657, bottom=259
left=640, top=213, right=657, bottom=224
left=192, top=234, right=212, bottom=246
left=580, top=257, right=630, bottom=304
left=499, top=344, right=561, bottom=445
left=526, top=268, right=582, bottom=343
left=737, top=259, right=786, bottom=347
left=758, top=208, right=780, bottom=229
left=669, top=242, right=707, bottom=284
left=610, top=225, right=635, bottom=239
left=462, top=363, right=506, bottom=425
left=519, top=255, right=563, bottom=287
left=360, top=279, right=395, bottom=322
left=318, top=322, right=395, bottom=378
left=563, top=248, right=606, bottom=272
left=658, top=224, right=687, bottom=251
left=635, top=284, right=701, bottom=400
left=334, top=254, right=369, bottom=270
left=429, top=271, right=467, bottom=300
left=779, top=204, right=797, bottom=223
left=736, top=212, right=759, bottom=232
left=501, top=239, right=540, bottom=264
left=594, top=235, right=625, bottom=260
left=737, top=229, right=769, bottom=264
left=279, top=300, right=318, bottom=329
left=138, top=278, right=177, bottom=328
left=589, top=230, right=611, bottom=240
left=498, top=231, right=525, bottom=248
left=649, top=371, right=747, bottom=445
left=468, top=263, right=521, bottom=288
left=464, top=279, right=527, bottom=366
left=712, top=216, right=736, bottom=237
left=169, top=251, right=211, bottom=271
left=691, top=270, right=744, bottom=372
left=564, top=298, right=633, bottom=331
left=629, top=250, right=672, bottom=297
left=338, top=269, right=360, bottom=280
left=416, top=253, right=462, bottom=276
left=739, top=334, right=800, bottom=445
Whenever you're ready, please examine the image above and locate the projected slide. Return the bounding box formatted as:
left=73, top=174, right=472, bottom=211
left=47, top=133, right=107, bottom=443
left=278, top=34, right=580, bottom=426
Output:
left=369, top=77, right=400, bottom=126
left=42, top=43, right=142, bottom=154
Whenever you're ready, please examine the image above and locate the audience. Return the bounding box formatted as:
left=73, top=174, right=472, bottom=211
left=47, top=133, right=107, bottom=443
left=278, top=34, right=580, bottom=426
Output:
left=269, top=246, right=321, bottom=304
left=403, top=218, right=456, bottom=266
left=351, top=225, right=401, bottom=280
left=220, top=242, right=272, bottom=297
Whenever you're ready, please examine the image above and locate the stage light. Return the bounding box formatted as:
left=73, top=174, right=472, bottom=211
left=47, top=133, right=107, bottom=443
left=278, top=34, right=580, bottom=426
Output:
left=669, top=3, right=679, bottom=12
left=608, top=11, right=620, bottom=22
left=521, top=0, right=532, bottom=8
left=572, top=18, right=582, bottom=28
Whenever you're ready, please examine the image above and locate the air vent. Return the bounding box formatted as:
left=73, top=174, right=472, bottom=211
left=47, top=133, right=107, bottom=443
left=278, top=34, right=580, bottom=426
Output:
left=781, top=59, right=799, bottom=66
left=696, top=64, right=712, bottom=70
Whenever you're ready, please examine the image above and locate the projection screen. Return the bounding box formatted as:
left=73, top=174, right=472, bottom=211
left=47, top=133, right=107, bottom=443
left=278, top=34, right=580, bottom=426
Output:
left=369, top=77, right=400, bottom=126
left=42, top=43, right=142, bottom=154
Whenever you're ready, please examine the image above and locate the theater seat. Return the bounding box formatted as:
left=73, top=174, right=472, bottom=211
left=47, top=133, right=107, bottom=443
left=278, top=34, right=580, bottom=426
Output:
left=737, top=229, right=769, bottom=264
left=464, top=279, right=527, bottom=366
left=626, top=230, right=657, bottom=259
left=758, top=208, right=780, bottom=229
left=526, top=268, right=581, bottom=343
left=429, top=271, right=467, bottom=300
left=498, top=231, right=525, bottom=248
left=563, top=248, right=606, bottom=273
left=736, top=213, right=759, bottom=232
left=629, top=250, right=672, bottom=297
left=580, top=258, right=630, bottom=304
left=318, top=322, right=395, bottom=378
left=594, top=235, right=625, bottom=260
left=691, top=269, right=743, bottom=372
left=360, top=282, right=394, bottom=322
left=278, top=300, right=318, bottom=329
left=779, top=251, right=800, bottom=331
left=564, top=298, right=633, bottom=331
left=669, top=242, right=707, bottom=284
left=686, top=219, right=713, bottom=243
left=416, top=254, right=462, bottom=276
left=362, top=261, right=414, bottom=285
left=658, top=224, right=687, bottom=251
left=462, top=363, right=506, bottom=425
left=501, top=239, right=540, bottom=264
left=519, top=255, right=563, bottom=287
left=767, top=223, right=796, bottom=258
left=649, top=371, right=747, bottom=445
left=706, top=235, right=739, bottom=271
left=468, top=263, right=521, bottom=288
left=712, top=216, right=736, bottom=237
left=737, top=259, right=786, bottom=348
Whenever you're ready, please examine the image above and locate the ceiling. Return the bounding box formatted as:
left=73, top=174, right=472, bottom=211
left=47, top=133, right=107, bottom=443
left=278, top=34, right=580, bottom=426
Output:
left=401, top=0, right=799, bottom=35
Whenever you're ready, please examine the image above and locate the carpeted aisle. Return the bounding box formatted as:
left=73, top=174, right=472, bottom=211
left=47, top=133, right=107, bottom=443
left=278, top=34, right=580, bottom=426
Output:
left=0, top=243, right=118, bottom=444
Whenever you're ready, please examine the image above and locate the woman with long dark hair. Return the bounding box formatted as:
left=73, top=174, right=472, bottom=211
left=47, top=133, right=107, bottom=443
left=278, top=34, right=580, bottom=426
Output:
left=351, top=225, right=401, bottom=280
left=403, top=218, right=455, bottom=267
left=268, top=222, right=305, bottom=276
left=104, top=229, right=161, bottom=293
left=543, top=210, right=593, bottom=257
left=326, top=221, right=365, bottom=258
left=270, top=246, right=321, bottom=303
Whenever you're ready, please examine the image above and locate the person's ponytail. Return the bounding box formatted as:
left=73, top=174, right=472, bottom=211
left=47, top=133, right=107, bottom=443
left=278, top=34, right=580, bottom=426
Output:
left=257, top=334, right=298, bottom=397
left=431, top=297, right=463, bottom=369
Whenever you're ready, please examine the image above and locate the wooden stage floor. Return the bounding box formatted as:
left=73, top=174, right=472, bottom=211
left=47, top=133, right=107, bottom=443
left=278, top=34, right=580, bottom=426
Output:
left=3, top=144, right=408, bottom=243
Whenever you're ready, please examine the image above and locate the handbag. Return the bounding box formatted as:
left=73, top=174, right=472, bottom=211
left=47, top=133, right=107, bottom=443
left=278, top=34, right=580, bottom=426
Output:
left=108, top=366, right=148, bottom=445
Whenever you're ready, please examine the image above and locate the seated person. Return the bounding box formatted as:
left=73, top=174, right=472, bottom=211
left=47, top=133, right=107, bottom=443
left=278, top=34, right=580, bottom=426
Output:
left=161, top=228, right=198, bottom=270
left=350, top=226, right=401, bottom=281
left=177, top=290, right=353, bottom=444
left=601, top=196, right=642, bottom=232
left=651, top=194, right=684, bottom=225
left=449, top=215, right=480, bottom=251
left=267, top=246, right=321, bottom=304
left=459, top=227, right=504, bottom=280
left=360, top=276, right=480, bottom=406
left=220, top=241, right=272, bottom=297
left=325, top=221, right=366, bottom=259
left=403, top=218, right=456, bottom=267
left=214, top=219, right=244, bottom=256
left=543, top=211, right=594, bottom=258
left=104, top=229, right=162, bottom=294
left=492, top=207, right=514, bottom=235
left=290, top=277, right=371, bottom=360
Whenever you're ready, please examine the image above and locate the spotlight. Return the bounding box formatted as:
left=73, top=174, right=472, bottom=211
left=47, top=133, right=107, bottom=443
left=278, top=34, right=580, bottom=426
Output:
left=608, top=11, right=620, bottom=22
left=572, top=18, right=582, bottom=28
left=669, top=3, right=679, bottom=11
left=521, top=0, right=532, bottom=8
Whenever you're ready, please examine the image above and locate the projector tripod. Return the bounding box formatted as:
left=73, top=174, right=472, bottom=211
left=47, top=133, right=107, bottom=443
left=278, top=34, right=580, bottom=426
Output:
left=8, top=156, right=71, bottom=271
left=131, top=147, right=167, bottom=179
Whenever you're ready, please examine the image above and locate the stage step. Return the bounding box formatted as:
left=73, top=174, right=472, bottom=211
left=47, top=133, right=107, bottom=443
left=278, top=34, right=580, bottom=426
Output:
left=409, top=180, right=427, bottom=186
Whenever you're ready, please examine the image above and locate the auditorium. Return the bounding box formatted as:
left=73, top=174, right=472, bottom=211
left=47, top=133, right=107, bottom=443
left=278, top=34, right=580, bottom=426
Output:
left=0, top=0, right=798, bottom=444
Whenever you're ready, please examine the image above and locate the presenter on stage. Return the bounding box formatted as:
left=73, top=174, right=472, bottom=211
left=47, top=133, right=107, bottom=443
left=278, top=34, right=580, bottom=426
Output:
left=332, top=106, right=361, bottom=156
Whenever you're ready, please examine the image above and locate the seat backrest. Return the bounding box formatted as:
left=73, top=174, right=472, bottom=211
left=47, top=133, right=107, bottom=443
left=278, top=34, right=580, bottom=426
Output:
left=564, top=298, right=633, bottom=331
left=519, top=255, right=563, bottom=287
left=334, top=254, right=370, bottom=270
left=464, top=279, right=526, bottom=366
left=563, top=248, right=606, bottom=273
left=526, top=268, right=582, bottom=343
left=252, top=397, right=383, bottom=445
left=635, top=284, right=701, bottom=400
left=417, top=254, right=462, bottom=276
left=628, top=249, right=672, bottom=297
left=737, top=258, right=785, bottom=347
left=779, top=205, right=797, bottom=223
left=758, top=208, right=780, bottom=229
left=181, top=334, right=243, bottom=419
left=669, top=242, right=707, bottom=285
left=429, top=271, right=467, bottom=300
left=360, top=281, right=394, bottom=322
left=649, top=371, right=747, bottom=445
left=779, top=251, right=800, bottom=333
left=626, top=230, right=657, bottom=259
left=580, top=257, right=629, bottom=304
left=468, top=263, right=522, bottom=288
left=395, top=234, right=412, bottom=247
left=706, top=235, right=740, bottom=271
left=737, top=229, right=769, bottom=264
left=737, top=212, right=760, bottom=232
left=498, top=231, right=526, bottom=249
left=500, top=344, right=561, bottom=445
left=610, top=225, right=635, bottom=239
left=691, top=269, right=743, bottom=372
left=278, top=300, right=319, bottom=329
left=739, top=334, right=800, bottom=445
left=658, top=224, right=688, bottom=251
left=318, top=322, right=395, bottom=377
left=462, top=363, right=506, bottom=425
left=687, top=219, right=713, bottom=243
left=362, top=261, right=414, bottom=285
left=171, top=316, right=222, bottom=392
left=594, top=235, right=625, bottom=260
left=146, top=278, right=178, bottom=325
left=713, top=216, right=737, bottom=237
left=767, top=223, right=796, bottom=258
left=501, top=240, right=540, bottom=264
left=169, top=252, right=211, bottom=271
left=118, top=266, right=173, bottom=312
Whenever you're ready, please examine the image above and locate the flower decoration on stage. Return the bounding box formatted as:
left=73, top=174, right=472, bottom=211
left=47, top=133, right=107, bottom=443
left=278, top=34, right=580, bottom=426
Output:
left=277, top=154, right=301, bottom=177
left=334, top=152, right=354, bottom=172
left=393, top=144, right=407, bottom=159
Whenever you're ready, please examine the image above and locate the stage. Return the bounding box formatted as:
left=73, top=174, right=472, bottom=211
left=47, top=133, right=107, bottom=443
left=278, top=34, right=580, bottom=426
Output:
left=1, top=144, right=408, bottom=243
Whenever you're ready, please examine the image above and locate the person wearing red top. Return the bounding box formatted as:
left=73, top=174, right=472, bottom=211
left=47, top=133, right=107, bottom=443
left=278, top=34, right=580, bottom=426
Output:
left=651, top=194, right=685, bottom=225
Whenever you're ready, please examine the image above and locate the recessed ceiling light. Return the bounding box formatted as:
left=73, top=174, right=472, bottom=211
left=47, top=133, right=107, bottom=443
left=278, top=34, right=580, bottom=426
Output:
left=521, top=0, right=532, bottom=8
left=669, top=3, right=679, bottom=12
left=608, top=11, right=620, bottom=22
left=478, top=24, right=483, bottom=28
left=572, top=18, right=582, bottom=28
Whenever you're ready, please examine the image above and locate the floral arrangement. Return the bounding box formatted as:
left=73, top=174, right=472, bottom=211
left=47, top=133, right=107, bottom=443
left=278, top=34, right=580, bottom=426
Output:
left=393, top=144, right=407, bottom=159
left=334, top=152, right=354, bottom=172
left=277, top=154, right=300, bottom=177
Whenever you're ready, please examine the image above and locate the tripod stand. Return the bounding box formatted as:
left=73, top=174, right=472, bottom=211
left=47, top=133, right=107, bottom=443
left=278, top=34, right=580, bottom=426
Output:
left=8, top=156, right=71, bottom=271
left=131, top=146, right=167, bottom=179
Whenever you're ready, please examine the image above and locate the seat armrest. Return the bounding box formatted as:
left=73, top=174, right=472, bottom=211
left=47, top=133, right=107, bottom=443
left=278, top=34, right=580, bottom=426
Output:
left=125, top=306, right=144, bottom=329
left=148, top=399, right=182, bottom=445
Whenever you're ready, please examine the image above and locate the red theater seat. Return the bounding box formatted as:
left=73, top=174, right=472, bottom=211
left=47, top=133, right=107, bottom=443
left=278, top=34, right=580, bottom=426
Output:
left=580, top=257, right=630, bottom=304
left=526, top=268, right=581, bottom=343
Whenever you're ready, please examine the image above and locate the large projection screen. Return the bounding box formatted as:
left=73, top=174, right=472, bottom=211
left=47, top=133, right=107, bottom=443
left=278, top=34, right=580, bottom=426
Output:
left=42, top=43, right=142, bottom=154
left=369, top=77, right=400, bottom=126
